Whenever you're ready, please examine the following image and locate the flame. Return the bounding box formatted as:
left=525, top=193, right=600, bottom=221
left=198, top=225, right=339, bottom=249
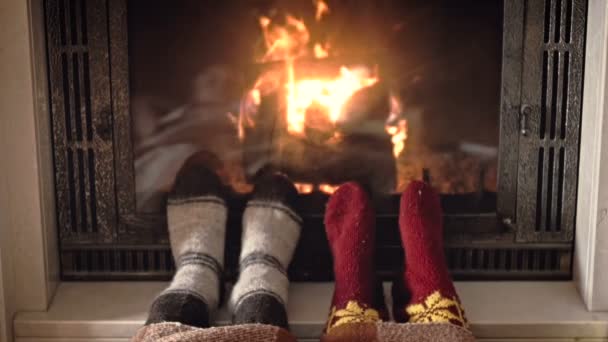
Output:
left=254, top=3, right=379, bottom=137
left=294, top=182, right=314, bottom=194
left=250, top=89, right=261, bottom=106
left=295, top=183, right=339, bottom=194
left=287, top=67, right=378, bottom=135
left=318, top=183, right=339, bottom=194
left=251, top=1, right=406, bottom=164
left=314, top=0, right=330, bottom=21
left=386, top=119, right=407, bottom=157
left=314, top=43, right=329, bottom=59
left=258, top=15, right=310, bottom=63
left=385, top=95, right=408, bottom=157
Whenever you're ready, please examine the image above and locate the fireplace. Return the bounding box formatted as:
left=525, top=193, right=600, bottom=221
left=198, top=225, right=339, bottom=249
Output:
left=44, top=0, right=587, bottom=281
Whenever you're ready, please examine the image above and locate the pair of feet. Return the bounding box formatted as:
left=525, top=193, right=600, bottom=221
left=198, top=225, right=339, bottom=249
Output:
left=147, top=156, right=302, bottom=329
left=324, top=181, right=468, bottom=333
left=148, top=154, right=467, bottom=333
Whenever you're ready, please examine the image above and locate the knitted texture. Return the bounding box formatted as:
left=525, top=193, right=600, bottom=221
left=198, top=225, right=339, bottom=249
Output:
left=146, top=292, right=211, bottom=329
left=164, top=196, right=227, bottom=312
left=324, top=182, right=384, bottom=333
left=133, top=322, right=297, bottom=342
left=321, top=322, right=476, bottom=342
left=396, top=181, right=467, bottom=327
left=230, top=173, right=302, bottom=328
left=146, top=156, right=227, bottom=328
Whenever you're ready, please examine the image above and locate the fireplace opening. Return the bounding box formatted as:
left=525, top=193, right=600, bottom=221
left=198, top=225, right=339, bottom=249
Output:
left=44, top=0, right=587, bottom=281
left=129, top=0, right=502, bottom=216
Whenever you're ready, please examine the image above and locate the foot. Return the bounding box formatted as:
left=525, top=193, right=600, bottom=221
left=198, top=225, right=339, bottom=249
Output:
left=229, top=172, right=302, bottom=329
left=395, top=181, right=467, bottom=328
left=147, top=152, right=227, bottom=328
left=324, top=182, right=384, bottom=333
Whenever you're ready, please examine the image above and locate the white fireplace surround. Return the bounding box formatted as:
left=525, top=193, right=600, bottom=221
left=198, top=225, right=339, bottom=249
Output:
left=1, top=0, right=608, bottom=341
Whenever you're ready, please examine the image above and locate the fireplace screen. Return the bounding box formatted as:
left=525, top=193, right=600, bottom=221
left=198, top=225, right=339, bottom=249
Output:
left=129, top=0, right=501, bottom=214
left=44, top=0, right=587, bottom=280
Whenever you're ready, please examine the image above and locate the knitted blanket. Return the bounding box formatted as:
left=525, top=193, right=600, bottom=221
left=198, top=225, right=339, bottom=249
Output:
left=132, top=323, right=296, bottom=342
left=322, top=322, right=476, bottom=342
left=133, top=322, right=474, bottom=342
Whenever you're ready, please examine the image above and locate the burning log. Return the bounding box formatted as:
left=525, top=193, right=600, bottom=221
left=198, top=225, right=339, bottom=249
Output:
left=238, top=2, right=404, bottom=194
left=240, top=74, right=396, bottom=193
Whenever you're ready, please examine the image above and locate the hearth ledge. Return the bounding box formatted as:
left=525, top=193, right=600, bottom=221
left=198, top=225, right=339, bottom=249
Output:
left=13, top=281, right=608, bottom=341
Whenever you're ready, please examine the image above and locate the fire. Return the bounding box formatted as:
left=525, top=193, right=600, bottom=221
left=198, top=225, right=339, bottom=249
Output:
left=294, top=182, right=314, bottom=194
left=318, top=183, right=339, bottom=194
left=294, top=182, right=339, bottom=194
left=245, top=0, right=408, bottom=185
left=314, top=43, right=329, bottom=59
left=314, top=0, right=330, bottom=21
left=386, top=119, right=408, bottom=157
left=386, top=96, right=408, bottom=157
left=258, top=15, right=309, bottom=63
left=254, top=3, right=379, bottom=137
left=287, top=67, right=378, bottom=135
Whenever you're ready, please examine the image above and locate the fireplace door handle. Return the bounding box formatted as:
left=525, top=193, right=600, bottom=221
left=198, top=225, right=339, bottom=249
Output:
left=520, top=105, right=531, bottom=136
left=97, top=112, right=113, bottom=142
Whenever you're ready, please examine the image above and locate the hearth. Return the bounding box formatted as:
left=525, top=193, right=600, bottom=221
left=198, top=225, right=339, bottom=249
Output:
left=44, top=0, right=587, bottom=280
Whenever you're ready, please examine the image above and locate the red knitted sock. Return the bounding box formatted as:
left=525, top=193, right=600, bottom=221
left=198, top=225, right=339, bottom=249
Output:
left=324, top=182, right=384, bottom=333
left=394, top=181, right=468, bottom=328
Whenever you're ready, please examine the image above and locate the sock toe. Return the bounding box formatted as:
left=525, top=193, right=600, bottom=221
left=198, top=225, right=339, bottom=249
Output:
left=399, top=180, right=442, bottom=221
left=250, top=172, right=299, bottom=211
left=230, top=174, right=302, bottom=328
left=396, top=181, right=468, bottom=328
left=324, top=182, right=383, bottom=332
left=170, top=151, right=225, bottom=200
left=152, top=152, right=228, bottom=326
left=324, top=182, right=372, bottom=243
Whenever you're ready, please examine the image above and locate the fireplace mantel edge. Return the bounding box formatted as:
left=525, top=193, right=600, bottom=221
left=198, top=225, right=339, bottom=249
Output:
left=13, top=281, right=608, bottom=341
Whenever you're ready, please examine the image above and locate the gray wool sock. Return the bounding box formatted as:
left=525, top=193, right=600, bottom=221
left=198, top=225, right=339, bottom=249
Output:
left=229, top=173, right=302, bottom=328
left=146, top=156, right=227, bottom=328
left=164, top=195, right=227, bottom=311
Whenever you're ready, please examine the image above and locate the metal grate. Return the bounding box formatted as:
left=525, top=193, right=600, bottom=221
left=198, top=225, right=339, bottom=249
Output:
left=445, top=246, right=569, bottom=278
left=65, top=148, right=98, bottom=233
left=59, top=0, right=95, bottom=234
left=536, top=0, right=577, bottom=235
left=61, top=245, right=572, bottom=281
left=62, top=247, right=175, bottom=278
left=535, top=0, right=573, bottom=234
left=46, top=0, right=117, bottom=241
left=516, top=0, right=586, bottom=242
left=535, top=146, right=566, bottom=232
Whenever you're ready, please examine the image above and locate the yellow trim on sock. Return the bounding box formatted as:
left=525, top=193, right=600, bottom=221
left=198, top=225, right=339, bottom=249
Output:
left=326, top=300, right=381, bottom=333
left=405, top=290, right=469, bottom=328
